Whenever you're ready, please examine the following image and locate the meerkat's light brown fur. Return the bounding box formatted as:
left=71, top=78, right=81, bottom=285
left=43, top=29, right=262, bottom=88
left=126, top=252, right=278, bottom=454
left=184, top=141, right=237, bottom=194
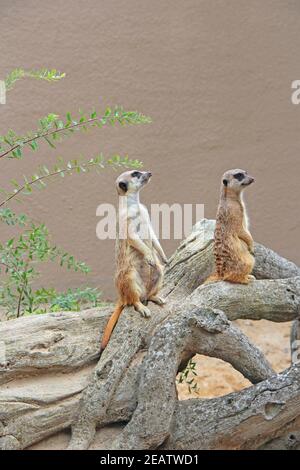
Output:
left=205, top=169, right=255, bottom=285
left=100, top=170, right=167, bottom=351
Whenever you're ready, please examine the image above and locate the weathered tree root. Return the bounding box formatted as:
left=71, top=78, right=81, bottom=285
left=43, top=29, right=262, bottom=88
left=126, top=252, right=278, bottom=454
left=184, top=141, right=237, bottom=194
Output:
left=67, top=302, right=173, bottom=450
left=165, top=365, right=300, bottom=450
left=112, top=307, right=275, bottom=450
left=1, top=219, right=300, bottom=450
left=190, top=277, right=300, bottom=322
left=0, top=307, right=111, bottom=385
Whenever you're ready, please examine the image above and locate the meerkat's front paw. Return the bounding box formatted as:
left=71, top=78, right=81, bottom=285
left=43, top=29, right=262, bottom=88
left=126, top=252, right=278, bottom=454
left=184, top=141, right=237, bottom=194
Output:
left=134, top=301, right=151, bottom=318
left=140, top=305, right=151, bottom=318
left=149, top=295, right=166, bottom=305
left=235, top=275, right=255, bottom=285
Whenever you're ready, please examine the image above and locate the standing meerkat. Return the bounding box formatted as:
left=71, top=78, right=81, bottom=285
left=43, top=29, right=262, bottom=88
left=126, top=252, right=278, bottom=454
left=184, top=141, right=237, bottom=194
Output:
left=205, top=168, right=255, bottom=285
left=100, top=170, right=167, bottom=351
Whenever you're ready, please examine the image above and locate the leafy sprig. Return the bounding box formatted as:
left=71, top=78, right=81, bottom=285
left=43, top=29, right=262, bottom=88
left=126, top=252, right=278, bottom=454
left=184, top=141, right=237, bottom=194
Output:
left=177, top=359, right=199, bottom=394
left=0, top=154, right=142, bottom=208
left=33, top=286, right=105, bottom=313
left=0, top=223, right=90, bottom=317
left=0, top=208, right=28, bottom=226
left=0, top=107, right=151, bottom=160
left=4, top=68, right=66, bottom=91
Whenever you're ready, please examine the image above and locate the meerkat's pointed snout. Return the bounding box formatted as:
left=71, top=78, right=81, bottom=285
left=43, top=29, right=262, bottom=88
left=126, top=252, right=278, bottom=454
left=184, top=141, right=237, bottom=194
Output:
left=242, top=174, right=255, bottom=186
left=143, top=171, right=152, bottom=181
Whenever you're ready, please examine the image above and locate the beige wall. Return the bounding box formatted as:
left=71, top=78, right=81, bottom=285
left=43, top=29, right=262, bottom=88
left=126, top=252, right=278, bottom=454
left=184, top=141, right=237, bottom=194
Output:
left=0, top=0, right=299, bottom=299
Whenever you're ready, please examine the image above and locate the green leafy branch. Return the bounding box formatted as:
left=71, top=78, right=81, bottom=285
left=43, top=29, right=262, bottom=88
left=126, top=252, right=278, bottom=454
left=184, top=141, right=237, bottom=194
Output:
left=4, top=68, right=66, bottom=92
left=177, top=359, right=200, bottom=394
left=0, top=223, right=90, bottom=317
left=0, top=208, right=28, bottom=226
left=0, top=154, right=142, bottom=208
left=32, top=286, right=106, bottom=313
left=0, top=107, right=152, bottom=160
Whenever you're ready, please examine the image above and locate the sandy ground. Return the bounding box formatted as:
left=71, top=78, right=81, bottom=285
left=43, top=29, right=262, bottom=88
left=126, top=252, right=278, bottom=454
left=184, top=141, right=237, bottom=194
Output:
left=177, top=319, right=291, bottom=400
left=28, top=318, right=292, bottom=450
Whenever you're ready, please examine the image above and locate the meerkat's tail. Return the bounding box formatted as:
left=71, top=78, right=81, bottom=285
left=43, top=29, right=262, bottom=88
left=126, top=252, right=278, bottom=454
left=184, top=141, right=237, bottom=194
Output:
left=100, top=302, right=124, bottom=352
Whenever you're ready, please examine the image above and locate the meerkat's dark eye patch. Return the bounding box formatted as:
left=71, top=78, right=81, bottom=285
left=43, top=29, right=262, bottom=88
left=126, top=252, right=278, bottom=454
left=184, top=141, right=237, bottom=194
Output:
left=233, top=172, right=245, bottom=181
left=223, top=179, right=228, bottom=186
left=119, top=181, right=128, bottom=192
left=131, top=171, right=141, bottom=178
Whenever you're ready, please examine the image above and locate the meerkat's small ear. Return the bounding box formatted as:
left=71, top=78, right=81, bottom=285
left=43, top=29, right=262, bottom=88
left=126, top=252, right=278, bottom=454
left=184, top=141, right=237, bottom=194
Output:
left=119, top=181, right=128, bottom=193
left=222, top=179, right=228, bottom=187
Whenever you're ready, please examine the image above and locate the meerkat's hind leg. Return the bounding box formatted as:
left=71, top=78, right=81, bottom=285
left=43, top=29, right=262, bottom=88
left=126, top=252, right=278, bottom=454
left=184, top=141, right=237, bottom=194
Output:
left=134, top=301, right=151, bottom=318
left=148, top=295, right=166, bottom=305
left=223, top=272, right=251, bottom=285
left=203, top=273, right=220, bottom=284
left=232, top=277, right=250, bottom=285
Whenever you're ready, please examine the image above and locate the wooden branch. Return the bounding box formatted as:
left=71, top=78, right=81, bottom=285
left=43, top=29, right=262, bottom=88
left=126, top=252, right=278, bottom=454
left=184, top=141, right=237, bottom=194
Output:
left=164, top=365, right=300, bottom=450
left=259, top=416, right=300, bottom=450
left=189, top=277, right=300, bottom=322
left=68, top=302, right=173, bottom=450
left=112, top=307, right=274, bottom=450
left=0, top=368, right=89, bottom=450
left=253, top=244, right=300, bottom=280
left=0, top=307, right=111, bottom=385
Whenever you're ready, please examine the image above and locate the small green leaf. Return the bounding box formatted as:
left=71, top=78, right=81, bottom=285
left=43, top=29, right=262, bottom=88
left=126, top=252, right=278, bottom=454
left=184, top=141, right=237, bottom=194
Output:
left=29, top=140, right=38, bottom=151
left=43, top=136, right=56, bottom=148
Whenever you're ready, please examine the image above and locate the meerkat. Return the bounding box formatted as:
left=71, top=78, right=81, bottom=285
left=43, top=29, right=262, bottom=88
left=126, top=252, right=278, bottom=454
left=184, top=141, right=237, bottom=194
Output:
left=100, top=170, right=167, bottom=351
left=205, top=169, right=255, bottom=285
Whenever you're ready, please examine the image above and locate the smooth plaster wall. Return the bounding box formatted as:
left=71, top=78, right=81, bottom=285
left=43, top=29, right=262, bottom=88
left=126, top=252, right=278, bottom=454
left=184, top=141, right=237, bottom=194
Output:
left=0, top=0, right=299, bottom=299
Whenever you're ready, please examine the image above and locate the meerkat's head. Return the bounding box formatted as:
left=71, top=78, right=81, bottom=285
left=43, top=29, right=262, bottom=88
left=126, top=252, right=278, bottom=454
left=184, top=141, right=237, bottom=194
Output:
left=222, top=169, right=254, bottom=194
left=116, top=170, right=152, bottom=196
